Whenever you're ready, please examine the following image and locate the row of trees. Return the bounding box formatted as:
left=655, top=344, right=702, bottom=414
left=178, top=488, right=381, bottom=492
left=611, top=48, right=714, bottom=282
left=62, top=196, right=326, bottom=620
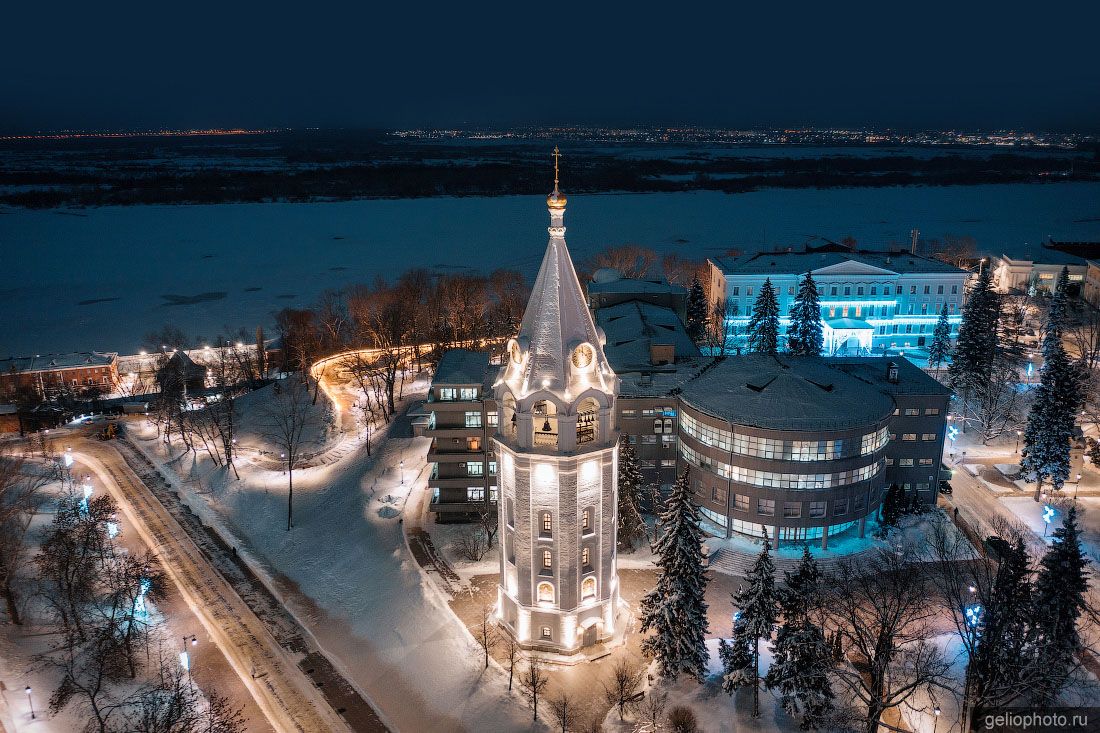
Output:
left=739, top=272, right=825, bottom=357
left=638, top=469, right=1093, bottom=732
left=0, top=449, right=244, bottom=732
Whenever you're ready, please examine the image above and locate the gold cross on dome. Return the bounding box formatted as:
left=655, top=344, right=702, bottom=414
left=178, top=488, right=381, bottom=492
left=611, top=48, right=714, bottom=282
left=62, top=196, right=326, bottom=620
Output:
left=552, top=146, right=561, bottom=189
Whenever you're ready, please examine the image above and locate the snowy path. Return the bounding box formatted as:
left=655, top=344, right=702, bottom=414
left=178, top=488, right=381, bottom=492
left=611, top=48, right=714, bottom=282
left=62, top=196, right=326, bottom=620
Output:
left=74, top=438, right=350, bottom=733
left=131, top=410, right=538, bottom=732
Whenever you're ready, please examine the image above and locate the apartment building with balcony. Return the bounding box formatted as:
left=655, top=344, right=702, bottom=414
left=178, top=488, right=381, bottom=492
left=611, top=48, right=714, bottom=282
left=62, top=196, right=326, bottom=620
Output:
left=424, top=350, right=499, bottom=522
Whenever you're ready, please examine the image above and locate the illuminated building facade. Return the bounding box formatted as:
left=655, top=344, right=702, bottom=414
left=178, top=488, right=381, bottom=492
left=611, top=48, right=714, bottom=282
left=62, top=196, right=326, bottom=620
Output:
left=494, top=153, right=621, bottom=654
left=708, top=246, right=970, bottom=355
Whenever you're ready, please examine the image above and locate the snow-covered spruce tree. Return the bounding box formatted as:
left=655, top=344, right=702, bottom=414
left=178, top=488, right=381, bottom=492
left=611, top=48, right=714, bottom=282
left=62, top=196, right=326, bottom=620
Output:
left=720, top=618, right=754, bottom=692
left=686, top=275, right=708, bottom=343
left=949, top=265, right=1000, bottom=393
left=617, top=434, right=648, bottom=551
left=787, top=272, right=823, bottom=356
left=928, top=303, right=952, bottom=372
left=879, top=483, right=904, bottom=529
left=639, top=469, right=710, bottom=682
left=747, top=278, right=780, bottom=354
left=1020, top=327, right=1081, bottom=501
left=1030, top=506, right=1090, bottom=705
left=1043, top=267, right=1071, bottom=360
left=730, top=537, right=779, bottom=718
left=766, top=548, right=834, bottom=730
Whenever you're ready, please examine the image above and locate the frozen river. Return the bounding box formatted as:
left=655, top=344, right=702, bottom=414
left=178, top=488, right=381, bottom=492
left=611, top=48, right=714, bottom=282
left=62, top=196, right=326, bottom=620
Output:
left=2, top=182, right=1099, bottom=357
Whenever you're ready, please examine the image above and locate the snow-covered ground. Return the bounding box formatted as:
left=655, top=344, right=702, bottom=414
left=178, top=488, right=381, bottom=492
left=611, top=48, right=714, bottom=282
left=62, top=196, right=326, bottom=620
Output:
left=5, top=182, right=1100, bottom=356
left=126, top=382, right=540, bottom=732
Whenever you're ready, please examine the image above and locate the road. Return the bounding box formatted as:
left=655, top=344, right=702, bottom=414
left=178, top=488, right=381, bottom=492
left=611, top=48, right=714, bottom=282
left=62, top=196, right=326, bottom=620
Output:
left=73, top=438, right=352, bottom=733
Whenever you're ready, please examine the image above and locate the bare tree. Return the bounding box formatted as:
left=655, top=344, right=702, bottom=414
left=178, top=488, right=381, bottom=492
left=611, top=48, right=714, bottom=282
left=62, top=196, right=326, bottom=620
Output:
left=520, top=658, right=550, bottom=721
left=822, top=548, right=951, bottom=733
left=549, top=688, right=581, bottom=733
left=957, top=356, right=1026, bottom=444
left=704, top=298, right=732, bottom=355
left=477, top=509, right=498, bottom=550
left=503, top=636, right=521, bottom=692
left=258, top=379, right=321, bottom=531
left=474, top=608, right=499, bottom=670
left=122, top=649, right=246, bottom=733
left=451, top=527, right=488, bottom=562
left=637, top=688, right=669, bottom=730
left=347, top=281, right=414, bottom=415
left=0, top=447, right=47, bottom=624
left=587, top=244, right=658, bottom=280
left=602, top=658, right=644, bottom=721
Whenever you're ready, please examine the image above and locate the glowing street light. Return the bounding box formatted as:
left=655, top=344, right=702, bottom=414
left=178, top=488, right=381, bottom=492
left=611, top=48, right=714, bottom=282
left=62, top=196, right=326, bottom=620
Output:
left=1042, top=504, right=1056, bottom=537
left=1015, top=430, right=1022, bottom=454
left=25, top=686, right=34, bottom=719
left=400, top=459, right=405, bottom=485
left=934, top=706, right=941, bottom=733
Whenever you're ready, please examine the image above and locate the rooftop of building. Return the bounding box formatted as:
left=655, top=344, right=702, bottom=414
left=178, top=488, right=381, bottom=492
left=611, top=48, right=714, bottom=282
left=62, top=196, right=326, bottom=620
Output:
left=433, top=349, right=494, bottom=389
left=596, top=300, right=700, bottom=369
left=995, top=239, right=1100, bottom=267
left=712, top=242, right=967, bottom=277
left=0, top=352, right=118, bottom=374
left=677, top=353, right=948, bottom=432
left=587, top=271, right=688, bottom=297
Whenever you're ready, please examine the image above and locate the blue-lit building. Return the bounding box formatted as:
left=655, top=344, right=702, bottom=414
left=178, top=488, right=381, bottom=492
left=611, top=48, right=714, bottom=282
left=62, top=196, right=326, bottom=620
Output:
left=707, top=244, right=970, bottom=355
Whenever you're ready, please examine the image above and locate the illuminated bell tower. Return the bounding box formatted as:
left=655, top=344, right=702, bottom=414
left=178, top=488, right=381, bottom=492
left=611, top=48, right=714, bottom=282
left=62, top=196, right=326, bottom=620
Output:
left=494, top=148, right=621, bottom=654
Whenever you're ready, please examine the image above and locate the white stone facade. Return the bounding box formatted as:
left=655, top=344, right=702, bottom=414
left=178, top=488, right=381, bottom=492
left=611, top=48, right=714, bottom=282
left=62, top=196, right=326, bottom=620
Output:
left=494, top=169, right=621, bottom=654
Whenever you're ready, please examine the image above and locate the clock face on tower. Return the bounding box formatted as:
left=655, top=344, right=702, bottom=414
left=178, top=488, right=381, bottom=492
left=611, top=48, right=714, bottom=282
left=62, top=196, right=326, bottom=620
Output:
left=571, top=343, right=594, bottom=370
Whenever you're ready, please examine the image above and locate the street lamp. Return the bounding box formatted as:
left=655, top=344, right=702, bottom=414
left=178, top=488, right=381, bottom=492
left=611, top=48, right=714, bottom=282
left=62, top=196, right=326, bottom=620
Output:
left=25, top=685, right=34, bottom=719
left=1015, top=430, right=1022, bottom=454
left=181, top=635, right=197, bottom=689
left=281, top=453, right=286, bottom=475
left=1075, top=472, right=1082, bottom=501
left=934, top=706, right=941, bottom=733
left=400, top=459, right=405, bottom=485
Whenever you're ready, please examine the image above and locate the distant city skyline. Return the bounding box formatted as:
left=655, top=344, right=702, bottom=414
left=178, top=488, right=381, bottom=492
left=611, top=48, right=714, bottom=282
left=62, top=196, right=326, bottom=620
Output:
left=3, top=3, right=1098, bottom=135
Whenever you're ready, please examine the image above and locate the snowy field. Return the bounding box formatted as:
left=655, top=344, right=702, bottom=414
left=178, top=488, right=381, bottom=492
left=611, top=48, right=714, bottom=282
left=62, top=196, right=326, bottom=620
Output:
left=3, top=182, right=1100, bottom=356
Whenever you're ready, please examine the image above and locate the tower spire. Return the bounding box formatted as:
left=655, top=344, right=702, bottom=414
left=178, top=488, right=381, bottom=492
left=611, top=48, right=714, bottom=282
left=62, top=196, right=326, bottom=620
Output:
left=547, top=146, right=567, bottom=211
left=553, top=146, right=561, bottom=193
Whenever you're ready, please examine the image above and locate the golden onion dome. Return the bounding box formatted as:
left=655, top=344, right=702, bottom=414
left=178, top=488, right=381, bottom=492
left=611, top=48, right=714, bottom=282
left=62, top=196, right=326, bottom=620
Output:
left=547, top=189, right=567, bottom=210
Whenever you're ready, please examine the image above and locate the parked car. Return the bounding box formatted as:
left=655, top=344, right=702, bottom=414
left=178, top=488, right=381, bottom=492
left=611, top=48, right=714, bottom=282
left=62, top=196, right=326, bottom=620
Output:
left=938, top=480, right=953, bottom=495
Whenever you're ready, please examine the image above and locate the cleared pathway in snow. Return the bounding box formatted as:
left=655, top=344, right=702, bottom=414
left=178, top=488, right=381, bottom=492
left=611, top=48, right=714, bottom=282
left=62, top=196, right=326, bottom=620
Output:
left=132, top=399, right=538, bottom=732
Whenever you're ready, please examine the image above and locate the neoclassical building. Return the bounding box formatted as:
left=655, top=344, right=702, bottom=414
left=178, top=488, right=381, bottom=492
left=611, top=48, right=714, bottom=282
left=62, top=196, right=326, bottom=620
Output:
left=494, top=152, right=622, bottom=654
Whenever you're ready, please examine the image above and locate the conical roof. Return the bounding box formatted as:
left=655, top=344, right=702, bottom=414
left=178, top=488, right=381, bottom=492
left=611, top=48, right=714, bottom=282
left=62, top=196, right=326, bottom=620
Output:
left=504, top=188, right=616, bottom=401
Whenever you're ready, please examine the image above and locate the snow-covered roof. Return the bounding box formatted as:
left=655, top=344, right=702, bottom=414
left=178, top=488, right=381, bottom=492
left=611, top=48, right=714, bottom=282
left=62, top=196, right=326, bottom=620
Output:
left=596, top=300, right=700, bottom=372
left=0, top=351, right=117, bottom=374
left=678, top=354, right=896, bottom=432
left=832, top=357, right=953, bottom=397
left=588, top=277, right=687, bottom=297
left=433, top=349, right=492, bottom=387
left=712, top=249, right=967, bottom=277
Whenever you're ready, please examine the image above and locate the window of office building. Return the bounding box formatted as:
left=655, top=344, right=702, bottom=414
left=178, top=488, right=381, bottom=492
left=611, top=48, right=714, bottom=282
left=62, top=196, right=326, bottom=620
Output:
left=922, top=433, right=937, bottom=441
left=439, top=388, right=457, bottom=401
left=925, top=408, right=940, bottom=415
left=758, top=498, right=775, bottom=516
left=465, top=411, right=482, bottom=428
left=783, top=502, right=801, bottom=518
left=920, top=458, right=934, bottom=465
left=467, top=487, right=484, bottom=502
left=900, top=458, right=914, bottom=466
left=460, top=388, right=477, bottom=400
left=735, top=494, right=749, bottom=512
left=487, top=412, right=499, bottom=427
left=467, top=461, right=484, bottom=475
left=809, top=501, right=827, bottom=518
left=902, top=434, right=917, bottom=441
left=834, top=497, right=849, bottom=515
left=712, top=486, right=728, bottom=502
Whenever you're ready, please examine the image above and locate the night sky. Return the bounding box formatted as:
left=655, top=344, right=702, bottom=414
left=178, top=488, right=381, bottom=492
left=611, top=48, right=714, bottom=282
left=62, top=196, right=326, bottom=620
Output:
left=4, top=2, right=1098, bottom=133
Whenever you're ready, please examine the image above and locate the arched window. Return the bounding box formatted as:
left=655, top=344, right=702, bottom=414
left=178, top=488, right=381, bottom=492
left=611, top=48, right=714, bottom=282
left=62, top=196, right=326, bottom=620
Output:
left=537, top=582, right=554, bottom=604
left=542, top=549, right=553, bottom=569
left=581, top=577, right=596, bottom=600
left=581, top=546, right=591, bottom=567
left=533, top=400, right=558, bottom=447
left=577, top=397, right=599, bottom=445
left=540, top=512, right=552, bottom=538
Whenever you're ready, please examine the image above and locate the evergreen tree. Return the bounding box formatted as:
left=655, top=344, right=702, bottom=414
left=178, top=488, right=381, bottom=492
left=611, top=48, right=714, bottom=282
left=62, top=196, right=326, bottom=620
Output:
left=967, top=538, right=1032, bottom=721
left=1042, top=267, right=1071, bottom=360
left=729, top=538, right=779, bottom=717
left=1021, top=330, right=1081, bottom=500
left=766, top=548, right=834, bottom=729
left=747, top=279, right=780, bottom=354
left=686, top=275, right=708, bottom=343
left=639, top=469, right=710, bottom=681
left=787, top=272, right=823, bottom=356
left=928, top=303, right=952, bottom=371
left=719, top=618, right=754, bottom=691
left=617, top=435, right=648, bottom=551
left=1030, top=506, right=1090, bottom=704
left=880, top=483, right=904, bottom=528
left=949, top=266, right=1001, bottom=393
